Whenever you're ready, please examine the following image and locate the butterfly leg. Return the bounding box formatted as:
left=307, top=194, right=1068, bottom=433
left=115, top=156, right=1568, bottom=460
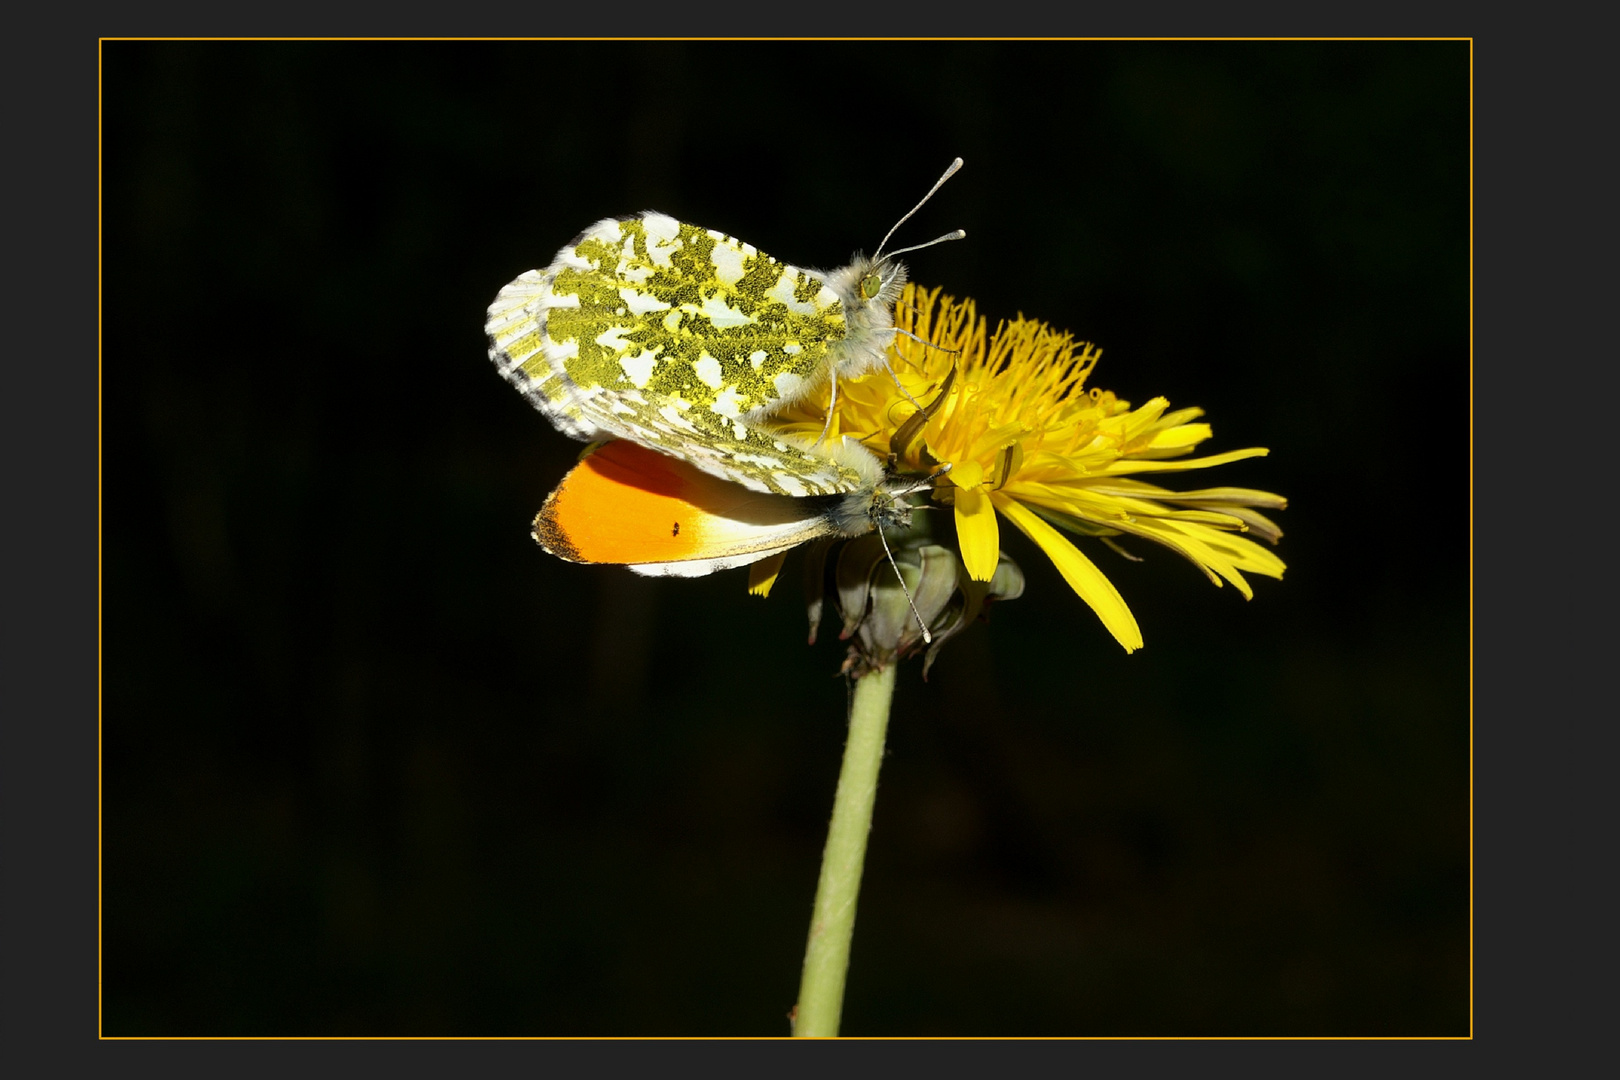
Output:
left=884, top=357, right=927, bottom=413
left=816, top=363, right=840, bottom=447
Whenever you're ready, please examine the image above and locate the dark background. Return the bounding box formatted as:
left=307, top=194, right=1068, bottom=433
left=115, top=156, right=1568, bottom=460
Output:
left=102, top=40, right=1469, bottom=1036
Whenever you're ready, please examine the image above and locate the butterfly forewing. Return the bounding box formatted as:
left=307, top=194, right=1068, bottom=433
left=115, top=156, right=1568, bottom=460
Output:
left=533, top=439, right=851, bottom=576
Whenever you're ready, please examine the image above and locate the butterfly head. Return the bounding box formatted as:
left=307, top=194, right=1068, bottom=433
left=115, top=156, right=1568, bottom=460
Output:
left=864, top=252, right=912, bottom=311
left=823, top=252, right=908, bottom=307
left=824, top=471, right=928, bottom=540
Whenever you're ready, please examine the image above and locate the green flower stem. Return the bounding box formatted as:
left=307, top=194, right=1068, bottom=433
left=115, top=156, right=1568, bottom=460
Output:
left=792, top=661, right=898, bottom=1038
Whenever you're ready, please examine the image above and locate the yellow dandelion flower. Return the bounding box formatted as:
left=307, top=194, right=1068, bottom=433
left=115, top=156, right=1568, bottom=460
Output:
left=772, top=285, right=1287, bottom=654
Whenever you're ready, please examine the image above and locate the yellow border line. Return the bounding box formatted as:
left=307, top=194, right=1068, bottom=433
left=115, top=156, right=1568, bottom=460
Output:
left=1466, top=36, right=1476, bottom=1042
left=95, top=36, right=1474, bottom=42
left=98, top=36, right=106, bottom=1041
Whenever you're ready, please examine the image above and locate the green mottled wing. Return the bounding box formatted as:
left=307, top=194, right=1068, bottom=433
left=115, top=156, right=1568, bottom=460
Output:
left=581, top=386, right=879, bottom=497
left=487, top=211, right=875, bottom=495
left=551, top=213, right=847, bottom=415
left=486, top=267, right=597, bottom=438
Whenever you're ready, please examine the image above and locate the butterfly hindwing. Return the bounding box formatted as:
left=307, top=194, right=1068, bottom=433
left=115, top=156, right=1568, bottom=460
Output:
left=554, top=214, right=848, bottom=412
left=485, top=268, right=601, bottom=440
left=487, top=212, right=905, bottom=496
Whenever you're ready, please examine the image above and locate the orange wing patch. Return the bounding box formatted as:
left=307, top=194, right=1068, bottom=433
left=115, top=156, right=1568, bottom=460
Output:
left=533, top=440, right=841, bottom=573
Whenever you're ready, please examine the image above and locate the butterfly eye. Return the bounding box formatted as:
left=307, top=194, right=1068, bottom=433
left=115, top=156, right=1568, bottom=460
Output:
left=860, top=270, right=883, bottom=301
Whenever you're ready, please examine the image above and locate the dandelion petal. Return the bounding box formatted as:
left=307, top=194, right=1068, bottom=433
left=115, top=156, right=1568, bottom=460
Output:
left=954, top=486, right=1001, bottom=582
left=748, top=550, right=788, bottom=597
left=995, top=494, right=1144, bottom=653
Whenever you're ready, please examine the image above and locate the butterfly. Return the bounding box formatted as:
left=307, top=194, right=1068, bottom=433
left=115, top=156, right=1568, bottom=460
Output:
left=532, top=438, right=918, bottom=580
left=485, top=159, right=962, bottom=582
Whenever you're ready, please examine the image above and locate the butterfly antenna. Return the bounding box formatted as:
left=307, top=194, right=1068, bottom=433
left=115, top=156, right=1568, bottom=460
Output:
left=876, top=519, right=932, bottom=645
left=887, top=462, right=952, bottom=500
left=872, top=157, right=964, bottom=263
left=878, top=229, right=967, bottom=264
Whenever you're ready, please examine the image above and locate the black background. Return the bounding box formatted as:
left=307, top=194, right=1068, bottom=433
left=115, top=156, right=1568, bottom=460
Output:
left=101, top=40, right=1469, bottom=1036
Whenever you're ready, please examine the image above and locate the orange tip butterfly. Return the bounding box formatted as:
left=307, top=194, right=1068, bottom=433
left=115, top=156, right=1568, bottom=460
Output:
left=532, top=438, right=925, bottom=579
